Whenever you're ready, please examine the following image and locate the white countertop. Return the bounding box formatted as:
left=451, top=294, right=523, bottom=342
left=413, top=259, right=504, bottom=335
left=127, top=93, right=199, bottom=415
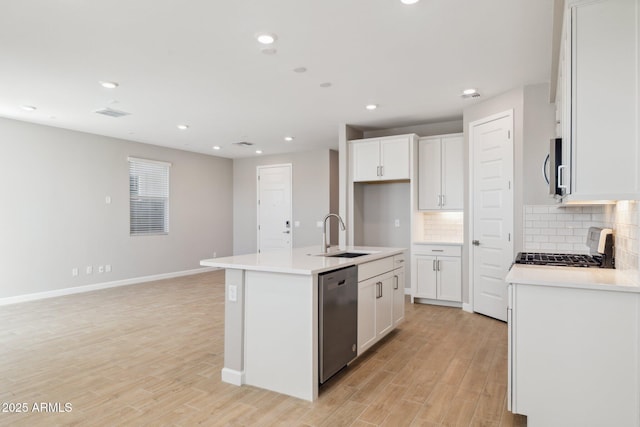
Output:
left=200, top=245, right=405, bottom=275
left=506, top=264, right=640, bottom=293
left=413, top=241, right=463, bottom=246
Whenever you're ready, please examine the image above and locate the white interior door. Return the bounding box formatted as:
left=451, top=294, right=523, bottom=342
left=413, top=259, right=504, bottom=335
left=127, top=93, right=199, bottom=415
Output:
left=471, top=112, right=513, bottom=322
left=257, top=164, right=292, bottom=253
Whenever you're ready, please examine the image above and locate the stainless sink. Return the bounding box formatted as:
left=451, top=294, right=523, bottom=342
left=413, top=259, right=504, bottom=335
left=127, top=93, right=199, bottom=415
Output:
left=325, top=252, right=370, bottom=258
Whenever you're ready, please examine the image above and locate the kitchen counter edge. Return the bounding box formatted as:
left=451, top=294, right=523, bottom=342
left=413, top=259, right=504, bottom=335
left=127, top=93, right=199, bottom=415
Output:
left=505, top=264, right=640, bottom=293
left=200, top=246, right=406, bottom=276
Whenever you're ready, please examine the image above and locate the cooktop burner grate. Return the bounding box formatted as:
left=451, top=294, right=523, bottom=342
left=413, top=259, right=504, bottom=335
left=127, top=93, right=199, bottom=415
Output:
left=515, top=252, right=603, bottom=267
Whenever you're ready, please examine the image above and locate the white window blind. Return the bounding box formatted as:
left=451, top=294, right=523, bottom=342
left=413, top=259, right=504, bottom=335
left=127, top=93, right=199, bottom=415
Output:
left=128, top=157, right=171, bottom=236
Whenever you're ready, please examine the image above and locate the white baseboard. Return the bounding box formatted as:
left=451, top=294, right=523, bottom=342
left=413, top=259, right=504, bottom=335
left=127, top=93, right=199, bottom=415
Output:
left=462, top=303, right=473, bottom=313
left=0, top=267, right=219, bottom=306
left=221, top=368, right=244, bottom=386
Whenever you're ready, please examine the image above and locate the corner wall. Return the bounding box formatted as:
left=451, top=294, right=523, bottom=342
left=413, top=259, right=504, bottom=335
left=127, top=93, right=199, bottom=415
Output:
left=0, top=117, right=233, bottom=299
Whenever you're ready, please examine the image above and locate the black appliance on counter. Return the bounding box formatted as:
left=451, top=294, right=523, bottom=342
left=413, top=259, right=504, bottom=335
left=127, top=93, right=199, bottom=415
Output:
left=515, top=227, right=614, bottom=268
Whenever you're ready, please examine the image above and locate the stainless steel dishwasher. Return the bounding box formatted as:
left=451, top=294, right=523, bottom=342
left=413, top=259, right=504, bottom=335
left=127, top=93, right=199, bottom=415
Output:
left=319, top=265, right=358, bottom=384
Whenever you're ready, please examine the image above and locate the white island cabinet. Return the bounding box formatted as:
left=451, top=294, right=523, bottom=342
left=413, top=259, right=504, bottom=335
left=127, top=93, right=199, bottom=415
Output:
left=506, top=265, right=640, bottom=426
left=200, top=245, right=405, bottom=402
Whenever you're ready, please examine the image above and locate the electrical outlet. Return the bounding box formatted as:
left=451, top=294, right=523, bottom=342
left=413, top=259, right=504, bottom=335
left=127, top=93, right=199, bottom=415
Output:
left=98, top=265, right=104, bottom=273
left=86, top=266, right=93, bottom=275
left=105, top=264, right=112, bottom=273
left=394, top=219, right=400, bottom=228
left=71, top=268, right=79, bottom=277
left=105, top=195, right=112, bottom=204
left=316, top=221, right=323, bottom=228
left=213, top=252, right=217, bottom=258
left=228, top=285, right=237, bottom=302
left=294, top=221, right=300, bottom=228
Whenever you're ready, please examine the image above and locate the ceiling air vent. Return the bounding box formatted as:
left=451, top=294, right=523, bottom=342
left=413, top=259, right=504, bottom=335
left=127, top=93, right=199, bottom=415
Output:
left=232, top=141, right=254, bottom=147
left=94, top=107, right=131, bottom=118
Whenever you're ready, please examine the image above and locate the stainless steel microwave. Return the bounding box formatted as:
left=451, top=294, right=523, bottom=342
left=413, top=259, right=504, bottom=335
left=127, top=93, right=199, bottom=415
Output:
left=546, top=138, right=564, bottom=197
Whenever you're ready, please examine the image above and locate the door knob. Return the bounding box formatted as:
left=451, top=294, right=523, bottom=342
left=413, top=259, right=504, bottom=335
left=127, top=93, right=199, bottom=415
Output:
left=283, top=231, right=290, bottom=234
left=472, top=240, right=480, bottom=246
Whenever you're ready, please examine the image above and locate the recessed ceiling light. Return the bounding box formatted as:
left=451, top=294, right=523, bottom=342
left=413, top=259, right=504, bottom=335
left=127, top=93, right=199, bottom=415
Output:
left=255, top=150, right=263, bottom=154
left=213, top=145, right=221, bottom=150
left=21, top=105, right=37, bottom=111
left=293, top=67, right=307, bottom=73
left=177, top=124, right=189, bottom=130
left=261, top=47, right=277, bottom=55
left=100, top=81, right=119, bottom=89
left=463, top=88, right=477, bottom=95
left=365, top=104, right=378, bottom=110
left=284, top=136, right=294, bottom=142
left=401, top=0, right=420, bottom=4
left=320, top=82, right=332, bottom=88
left=256, top=33, right=277, bottom=45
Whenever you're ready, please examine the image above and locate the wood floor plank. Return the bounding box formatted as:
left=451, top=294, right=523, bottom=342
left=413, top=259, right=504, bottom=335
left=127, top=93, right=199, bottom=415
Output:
left=0, top=270, right=523, bottom=427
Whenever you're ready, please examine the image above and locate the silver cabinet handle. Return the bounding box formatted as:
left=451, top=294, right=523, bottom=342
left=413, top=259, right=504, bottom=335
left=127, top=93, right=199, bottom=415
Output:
left=394, top=275, right=398, bottom=290
left=376, top=281, right=383, bottom=299
left=442, top=194, right=446, bottom=206
left=283, top=231, right=290, bottom=234
left=558, top=164, right=567, bottom=189
left=472, top=240, right=480, bottom=246
left=432, top=260, right=436, bottom=271
left=437, top=260, right=441, bottom=271
left=396, top=259, right=404, bottom=264
left=431, top=249, right=444, bottom=252
left=437, top=195, right=441, bottom=206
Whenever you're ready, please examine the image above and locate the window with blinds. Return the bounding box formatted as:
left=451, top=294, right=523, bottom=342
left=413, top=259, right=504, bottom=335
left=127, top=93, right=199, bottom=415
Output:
left=128, top=157, right=171, bottom=236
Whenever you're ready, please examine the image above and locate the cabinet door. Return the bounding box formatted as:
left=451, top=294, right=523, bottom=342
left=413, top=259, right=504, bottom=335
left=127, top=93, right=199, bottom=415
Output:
left=436, top=256, right=462, bottom=302
left=570, top=0, right=638, bottom=199
left=415, top=255, right=437, bottom=299
left=441, top=135, right=464, bottom=210
left=357, top=277, right=377, bottom=355
left=392, top=267, right=405, bottom=326
left=380, top=137, right=410, bottom=180
left=352, top=140, right=381, bottom=182
left=375, top=275, right=394, bottom=337
left=418, top=138, right=442, bottom=210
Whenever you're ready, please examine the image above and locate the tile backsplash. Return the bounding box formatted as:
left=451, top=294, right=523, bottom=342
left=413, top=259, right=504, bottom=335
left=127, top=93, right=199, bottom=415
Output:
left=524, top=202, right=639, bottom=277
left=613, top=201, right=639, bottom=274
left=523, top=205, right=613, bottom=254
left=420, top=212, right=463, bottom=243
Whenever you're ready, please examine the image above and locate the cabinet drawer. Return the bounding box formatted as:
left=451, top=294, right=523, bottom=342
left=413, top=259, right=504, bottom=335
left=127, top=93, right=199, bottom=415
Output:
left=414, top=245, right=461, bottom=257
left=358, top=256, right=394, bottom=282
left=393, top=253, right=405, bottom=270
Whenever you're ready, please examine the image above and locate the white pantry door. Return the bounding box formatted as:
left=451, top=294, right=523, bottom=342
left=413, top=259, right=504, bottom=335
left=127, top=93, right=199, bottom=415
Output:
left=471, top=112, right=513, bottom=322
left=257, top=164, right=292, bottom=253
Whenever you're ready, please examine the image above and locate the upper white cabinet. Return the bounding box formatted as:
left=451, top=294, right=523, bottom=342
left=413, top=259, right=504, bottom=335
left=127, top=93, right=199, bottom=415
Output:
left=560, top=0, right=640, bottom=201
left=418, top=134, right=463, bottom=210
left=351, top=135, right=413, bottom=182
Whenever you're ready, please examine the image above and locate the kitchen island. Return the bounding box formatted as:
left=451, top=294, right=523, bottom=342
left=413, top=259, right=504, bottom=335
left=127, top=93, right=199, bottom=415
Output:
left=200, top=245, right=405, bottom=401
left=505, top=264, right=640, bottom=427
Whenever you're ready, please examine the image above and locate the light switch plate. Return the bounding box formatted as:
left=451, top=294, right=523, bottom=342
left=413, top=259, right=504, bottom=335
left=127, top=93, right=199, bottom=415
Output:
left=228, top=285, right=237, bottom=302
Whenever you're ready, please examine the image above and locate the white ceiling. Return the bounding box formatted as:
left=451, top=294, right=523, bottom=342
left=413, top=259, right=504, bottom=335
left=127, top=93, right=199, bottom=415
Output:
left=0, top=0, right=553, bottom=158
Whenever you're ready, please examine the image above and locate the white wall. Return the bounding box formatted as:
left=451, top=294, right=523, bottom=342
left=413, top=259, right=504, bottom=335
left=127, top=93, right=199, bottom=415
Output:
left=0, top=118, right=233, bottom=299
left=232, top=149, right=338, bottom=255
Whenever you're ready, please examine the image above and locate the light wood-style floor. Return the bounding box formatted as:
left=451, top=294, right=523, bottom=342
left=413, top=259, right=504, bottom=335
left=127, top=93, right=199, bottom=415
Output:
left=0, top=270, right=526, bottom=427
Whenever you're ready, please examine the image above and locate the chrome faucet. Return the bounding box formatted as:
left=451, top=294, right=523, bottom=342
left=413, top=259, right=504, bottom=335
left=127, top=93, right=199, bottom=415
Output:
left=322, top=213, right=346, bottom=253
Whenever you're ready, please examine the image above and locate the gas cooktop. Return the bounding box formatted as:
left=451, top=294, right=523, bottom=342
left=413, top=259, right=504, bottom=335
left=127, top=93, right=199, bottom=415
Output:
left=515, top=252, right=603, bottom=268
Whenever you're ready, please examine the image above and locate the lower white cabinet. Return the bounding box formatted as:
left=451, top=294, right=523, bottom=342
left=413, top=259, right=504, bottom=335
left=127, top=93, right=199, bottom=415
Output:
left=357, top=254, right=405, bottom=355
left=412, top=245, right=462, bottom=304
left=508, top=282, right=639, bottom=426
